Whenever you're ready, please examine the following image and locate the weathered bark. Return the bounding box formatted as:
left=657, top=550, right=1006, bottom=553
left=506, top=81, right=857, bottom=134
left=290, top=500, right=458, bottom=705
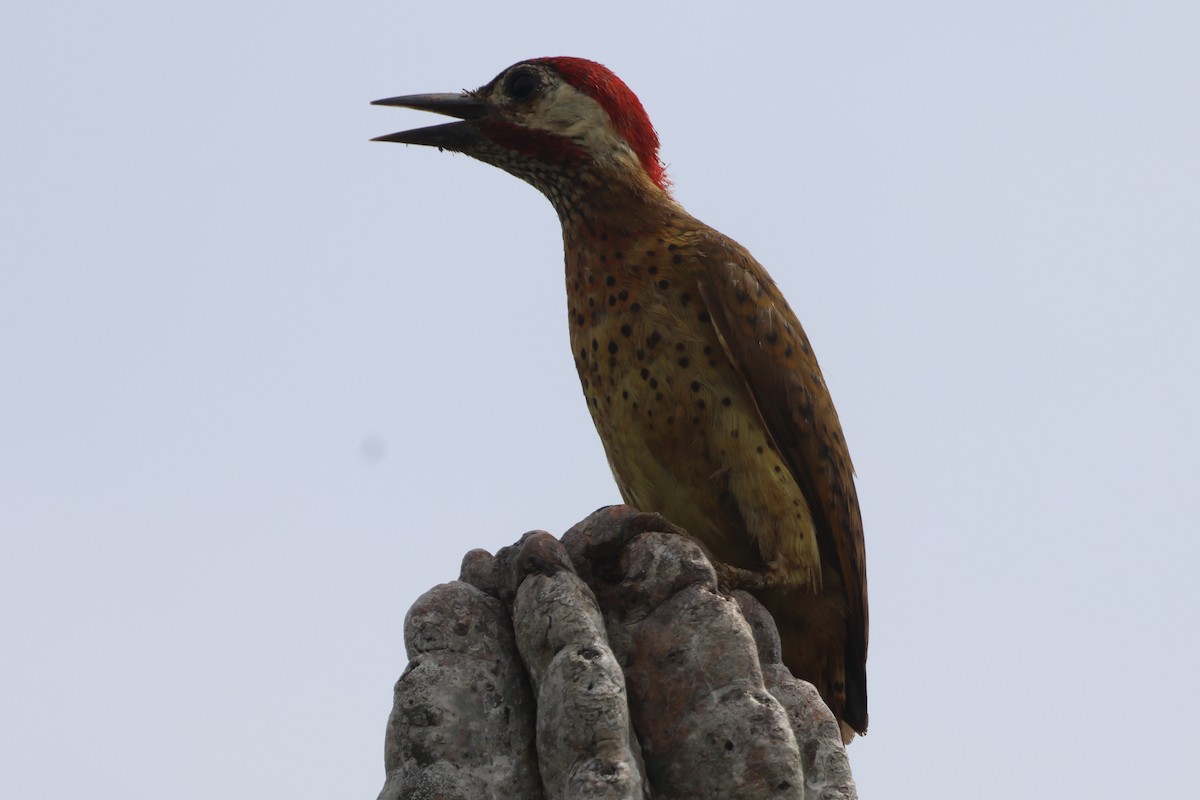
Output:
left=377, top=505, right=857, bottom=800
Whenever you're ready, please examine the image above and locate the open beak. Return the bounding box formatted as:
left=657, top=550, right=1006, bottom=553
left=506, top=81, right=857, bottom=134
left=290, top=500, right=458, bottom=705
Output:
left=371, top=93, right=489, bottom=150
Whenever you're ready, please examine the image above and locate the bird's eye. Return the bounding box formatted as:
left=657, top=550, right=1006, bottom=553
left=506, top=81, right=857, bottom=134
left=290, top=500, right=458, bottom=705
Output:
left=505, top=69, right=541, bottom=101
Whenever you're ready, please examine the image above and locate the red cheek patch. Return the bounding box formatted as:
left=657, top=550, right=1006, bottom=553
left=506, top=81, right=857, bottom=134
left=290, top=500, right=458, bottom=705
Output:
left=479, top=119, right=590, bottom=166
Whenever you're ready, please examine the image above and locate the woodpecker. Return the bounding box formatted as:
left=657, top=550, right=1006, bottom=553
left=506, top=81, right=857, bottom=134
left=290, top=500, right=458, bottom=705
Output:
left=373, top=57, right=868, bottom=740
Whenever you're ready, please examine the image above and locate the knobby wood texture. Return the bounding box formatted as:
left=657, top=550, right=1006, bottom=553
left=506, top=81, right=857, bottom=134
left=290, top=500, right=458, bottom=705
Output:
left=377, top=505, right=857, bottom=800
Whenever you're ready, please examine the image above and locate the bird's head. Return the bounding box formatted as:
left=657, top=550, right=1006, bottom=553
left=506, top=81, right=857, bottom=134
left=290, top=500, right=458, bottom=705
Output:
left=373, top=57, right=669, bottom=200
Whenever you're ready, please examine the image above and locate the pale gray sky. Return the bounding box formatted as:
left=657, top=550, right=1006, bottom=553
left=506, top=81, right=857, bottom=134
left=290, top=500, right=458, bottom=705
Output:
left=2, top=2, right=1198, bottom=797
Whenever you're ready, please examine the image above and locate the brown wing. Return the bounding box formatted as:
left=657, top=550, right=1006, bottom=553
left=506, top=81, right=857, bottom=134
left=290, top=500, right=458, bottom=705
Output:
left=695, top=231, right=868, bottom=730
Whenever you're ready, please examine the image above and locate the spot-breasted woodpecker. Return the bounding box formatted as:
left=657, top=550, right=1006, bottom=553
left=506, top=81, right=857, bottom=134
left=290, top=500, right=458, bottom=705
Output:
left=373, top=57, right=868, bottom=740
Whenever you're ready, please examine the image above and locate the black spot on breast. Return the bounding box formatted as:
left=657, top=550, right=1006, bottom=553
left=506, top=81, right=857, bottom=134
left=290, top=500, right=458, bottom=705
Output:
left=620, top=324, right=632, bottom=337
left=678, top=357, right=690, bottom=368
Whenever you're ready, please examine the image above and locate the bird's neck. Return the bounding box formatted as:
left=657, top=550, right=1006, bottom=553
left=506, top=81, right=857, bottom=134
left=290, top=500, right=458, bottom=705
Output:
left=553, top=169, right=705, bottom=347
left=549, top=166, right=683, bottom=243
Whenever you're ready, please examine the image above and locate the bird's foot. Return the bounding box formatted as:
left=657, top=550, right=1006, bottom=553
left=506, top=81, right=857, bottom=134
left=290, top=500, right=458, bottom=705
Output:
left=714, top=563, right=770, bottom=593
left=714, top=562, right=807, bottom=594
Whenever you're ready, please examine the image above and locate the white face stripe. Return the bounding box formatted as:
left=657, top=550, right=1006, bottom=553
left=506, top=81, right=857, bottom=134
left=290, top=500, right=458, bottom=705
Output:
left=537, top=82, right=612, bottom=138
left=529, top=80, right=645, bottom=176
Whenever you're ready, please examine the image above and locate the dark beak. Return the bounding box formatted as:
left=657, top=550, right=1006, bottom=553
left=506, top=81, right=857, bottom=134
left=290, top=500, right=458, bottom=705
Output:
left=371, top=93, right=489, bottom=150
